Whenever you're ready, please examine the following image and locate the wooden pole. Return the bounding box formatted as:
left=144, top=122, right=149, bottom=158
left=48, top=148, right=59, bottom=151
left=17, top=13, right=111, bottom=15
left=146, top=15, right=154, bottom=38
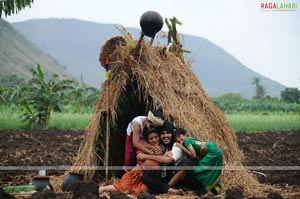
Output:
left=133, top=32, right=144, bottom=55
left=104, top=57, right=110, bottom=181
left=105, top=110, right=110, bottom=180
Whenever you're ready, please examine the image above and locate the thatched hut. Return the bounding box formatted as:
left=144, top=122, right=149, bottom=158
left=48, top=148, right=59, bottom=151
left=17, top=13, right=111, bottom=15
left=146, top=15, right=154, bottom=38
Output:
left=65, top=35, right=263, bottom=195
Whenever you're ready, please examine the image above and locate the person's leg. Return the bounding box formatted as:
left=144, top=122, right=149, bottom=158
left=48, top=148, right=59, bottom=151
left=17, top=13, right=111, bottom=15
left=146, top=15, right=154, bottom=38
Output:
left=124, top=134, right=135, bottom=171
left=210, top=181, right=222, bottom=195
left=167, top=187, right=184, bottom=195
left=168, top=169, right=187, bottom=187
left=99, top=185, right=117, bottom=193
left=173, top=159, right=205, bottom=194
left=141, top=172, right=169, bottom=194
left=194, top=149, right=223, bottom=193
left=168, top=158, right=196, bottom=188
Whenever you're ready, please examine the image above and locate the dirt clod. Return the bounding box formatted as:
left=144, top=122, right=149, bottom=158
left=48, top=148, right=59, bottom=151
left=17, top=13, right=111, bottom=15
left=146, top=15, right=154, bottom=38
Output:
left=137, top=191, right=156, bottom=199
left=110, top=191, right=132, bottom=199
left=225, top=187, right=244, bottom=199
left=29, top=190, right=67, bottom=199
left=266, top=192, right=284, bottom=199
left=65, top=181, right=99, bottom=199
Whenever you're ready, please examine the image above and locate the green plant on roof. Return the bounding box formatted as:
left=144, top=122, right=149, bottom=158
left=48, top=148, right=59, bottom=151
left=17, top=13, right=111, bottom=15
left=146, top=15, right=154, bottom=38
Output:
left=165, top=17, right=191, bottom=56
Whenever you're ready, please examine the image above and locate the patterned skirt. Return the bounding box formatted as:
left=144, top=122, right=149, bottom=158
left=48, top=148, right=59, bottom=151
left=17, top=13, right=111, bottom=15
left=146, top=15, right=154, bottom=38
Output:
left=113, top=169, right=148, bottom=195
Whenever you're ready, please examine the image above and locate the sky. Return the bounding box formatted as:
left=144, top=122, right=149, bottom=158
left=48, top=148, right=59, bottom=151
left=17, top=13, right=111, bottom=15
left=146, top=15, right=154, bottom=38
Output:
left=5, top=0, right=300, bottom=88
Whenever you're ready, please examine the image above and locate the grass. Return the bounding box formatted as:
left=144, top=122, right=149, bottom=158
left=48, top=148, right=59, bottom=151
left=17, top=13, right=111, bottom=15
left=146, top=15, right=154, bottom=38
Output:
left=0, top=106, right=24, bottom=129
left=0, top=106, right=92, bottom=130
left=0, top=105, right=299, bottom=132
left=49, top=112, right=92, bottom=130
left=226, top=114, right=300, bottom=132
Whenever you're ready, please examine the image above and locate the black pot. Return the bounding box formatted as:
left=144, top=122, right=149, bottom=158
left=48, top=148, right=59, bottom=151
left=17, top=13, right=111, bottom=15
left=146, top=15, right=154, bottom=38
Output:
left=140, top=11, right=163, bottom=37
left=31, top=176, right=53, bottom=192
left=61, top=172, right=84, bottom=191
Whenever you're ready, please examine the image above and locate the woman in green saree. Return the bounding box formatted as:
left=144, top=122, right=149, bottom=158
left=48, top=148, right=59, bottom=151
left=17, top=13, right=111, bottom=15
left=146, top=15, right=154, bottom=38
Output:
left=172, top=128, right=223, bottom=194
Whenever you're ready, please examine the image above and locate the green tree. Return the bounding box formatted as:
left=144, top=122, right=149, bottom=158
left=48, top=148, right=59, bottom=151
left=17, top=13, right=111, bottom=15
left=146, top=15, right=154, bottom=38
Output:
left=21, top=64, right=73, bottom=129
left=85, top=87, right=99, bottom=106
left=70, top=86, right=86, bottom=113
left=0, top=0, right=34, bottom=18
left=252, top=77, right=266, bottom=99
left=280, top=88, right=300, bottom=104
left=7, top=85, right=25, bottom=104
left=0, top=75, right=26, bottom=87
left=70, top=86, right=97, bottom=113
left=215, top=93, right=245, bottom=101
left=0, top=75, right=27, bottom=105
left=212, top=93, right=246, bottom=113
left=0, top=85, right=5, bottom=104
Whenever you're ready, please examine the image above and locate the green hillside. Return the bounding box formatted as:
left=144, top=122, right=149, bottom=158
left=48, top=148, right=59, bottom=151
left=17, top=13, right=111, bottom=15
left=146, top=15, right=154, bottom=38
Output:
left=12, top=19, right=285, bottom=98
left=0, top=19, right=73, bottom=81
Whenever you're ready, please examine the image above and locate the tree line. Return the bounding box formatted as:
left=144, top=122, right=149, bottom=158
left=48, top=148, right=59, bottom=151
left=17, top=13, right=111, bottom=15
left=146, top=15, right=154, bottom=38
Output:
left=213, top=77, right=300, bottom=114
left=251, top=77, right=300, bottom=104
left=1, top=66, right=299, bottom=128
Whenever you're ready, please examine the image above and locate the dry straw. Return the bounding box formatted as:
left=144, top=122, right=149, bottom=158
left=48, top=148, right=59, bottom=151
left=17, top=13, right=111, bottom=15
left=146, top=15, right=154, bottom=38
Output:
left=53, top=36, right=264, bottom=195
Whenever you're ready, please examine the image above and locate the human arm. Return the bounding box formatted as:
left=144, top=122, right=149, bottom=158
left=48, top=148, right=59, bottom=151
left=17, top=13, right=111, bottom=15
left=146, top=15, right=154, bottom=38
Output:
left=132, top=122, right=153, bottom=154
left=176, top=143, right=197, bottom=158
left=138, top=140, right=163, bottom=154
left=137, top=153, right=174, bottom=164
left=137, top=144, right=183, bottom=164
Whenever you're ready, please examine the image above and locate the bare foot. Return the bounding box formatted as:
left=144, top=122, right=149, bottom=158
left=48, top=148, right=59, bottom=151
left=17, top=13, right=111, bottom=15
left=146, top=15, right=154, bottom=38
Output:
left=203, top=191, right=215, bottom=197
left=168, top=187, right=184, bottom=195
left=99, top=185, right=116, bottom=193
left=99, top=186, right=104, bottom=193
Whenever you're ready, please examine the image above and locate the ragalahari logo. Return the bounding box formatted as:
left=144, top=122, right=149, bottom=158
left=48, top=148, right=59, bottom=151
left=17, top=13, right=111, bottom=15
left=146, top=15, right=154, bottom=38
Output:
left=260, top=2, right=298, bottom=11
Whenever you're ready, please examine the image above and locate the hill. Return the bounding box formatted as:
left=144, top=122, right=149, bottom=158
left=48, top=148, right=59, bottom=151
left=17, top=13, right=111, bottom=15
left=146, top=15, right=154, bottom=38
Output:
left=12, top=18, right=115, bottom=87
left=12, top=19, right=285, bottom=98
left=0, top=19, right=73, bottom=82
left=183, top=35, right=286, bottom=98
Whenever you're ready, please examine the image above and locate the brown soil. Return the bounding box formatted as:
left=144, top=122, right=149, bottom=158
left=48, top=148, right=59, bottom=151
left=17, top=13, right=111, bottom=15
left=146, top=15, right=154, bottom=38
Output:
left=0, top=130, right=299, bottom=199
left=65, top=181, right=99, bottom=199
left=237, top=131, right=300, bottom=186
left=29, top=190, right=67, bottom=199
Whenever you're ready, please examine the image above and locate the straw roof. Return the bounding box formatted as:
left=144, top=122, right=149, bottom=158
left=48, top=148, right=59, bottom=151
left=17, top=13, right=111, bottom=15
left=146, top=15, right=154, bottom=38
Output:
left=61, top=36, right=263, bottom=194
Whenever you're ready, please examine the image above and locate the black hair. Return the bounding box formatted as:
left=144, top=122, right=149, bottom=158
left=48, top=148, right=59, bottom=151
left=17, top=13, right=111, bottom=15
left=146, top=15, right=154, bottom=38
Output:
left=144, top=129, right=159, bottom=140
left=158, top=121, right=175, bottom=150
left=158, top=121, right=175, bottom=134
left=174, top=127, right=187, bottom=137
